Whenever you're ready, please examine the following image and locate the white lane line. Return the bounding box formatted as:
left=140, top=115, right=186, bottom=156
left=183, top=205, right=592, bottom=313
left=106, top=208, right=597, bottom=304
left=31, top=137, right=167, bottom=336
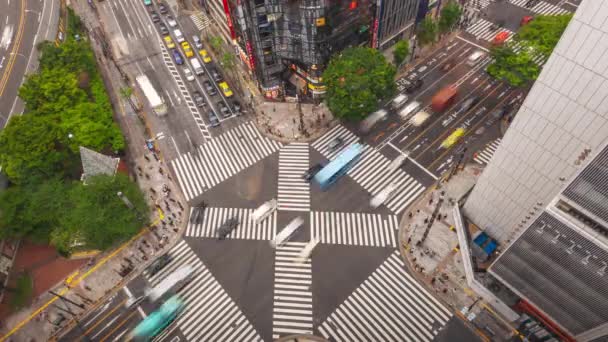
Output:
left=107, top=0, right=126, bottom=40
left=455, top=35, right=489, bottom=52
left=83, top=302, right=112, bottom=327
left=43, top=0, right=55, bottom=40
left=123, top=286, right=147, bottom=318
left=171, top=135, right=181, bottom=155
left=387, top=142, right=438, bottom=180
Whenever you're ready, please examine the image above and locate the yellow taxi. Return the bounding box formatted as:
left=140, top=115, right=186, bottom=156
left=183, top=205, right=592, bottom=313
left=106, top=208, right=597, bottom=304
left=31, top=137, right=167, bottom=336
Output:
left=181, top=41, right=194, bottom=58
left=219, top=81, right=233, bottom=97
left=164, top=36, right=175, bottom=49
left=199, top=49, right=212, bottom=63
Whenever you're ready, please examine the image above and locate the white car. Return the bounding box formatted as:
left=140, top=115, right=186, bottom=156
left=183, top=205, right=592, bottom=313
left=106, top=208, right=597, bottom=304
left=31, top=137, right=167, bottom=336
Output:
left=370, top=183, right=399, bottom=209
left=183, top=67, right=194, bottom=81
left=166, top=15, right=177, bottom=28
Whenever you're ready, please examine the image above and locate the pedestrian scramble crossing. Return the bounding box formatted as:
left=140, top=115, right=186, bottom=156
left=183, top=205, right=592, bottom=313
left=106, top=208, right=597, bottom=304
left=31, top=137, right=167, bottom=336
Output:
left=190, top=12, right=213, bottom=31
left=278, top=143, right=311, bottom=212
left=509, top=0, right=571, bottom=15
left=474, top=138, right=501, bottom=165
left=464, top=18, right=515, bottom=42
left=311, top=124, right=360, bottom=160
left=317, top=251, right=452, bottom=342
left=186, top=207, right=277, bottom=240
left=144, top=240, right=263, bottom=341
left=273, top=242, right=313, bottom=339
left=170, top=122, right=282, bottom=201
left=310, top=212, right=399, bottom=247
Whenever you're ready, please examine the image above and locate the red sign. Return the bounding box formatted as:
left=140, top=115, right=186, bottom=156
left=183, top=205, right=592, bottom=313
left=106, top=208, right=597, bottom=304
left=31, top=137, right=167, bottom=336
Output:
left=221, top=0, right=236, bottom=40
left=371, top=18, right=379, bottom=48
left=246, top=41, right=255, bottom=70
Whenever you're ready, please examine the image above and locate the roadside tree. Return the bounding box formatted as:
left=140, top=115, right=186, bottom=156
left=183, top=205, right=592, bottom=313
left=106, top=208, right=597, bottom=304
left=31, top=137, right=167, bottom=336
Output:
left=417, top=17, right=438, bottom=46
left=393, top=40, right=410, bottom=66
left=438, top=2, right=462, bottom=34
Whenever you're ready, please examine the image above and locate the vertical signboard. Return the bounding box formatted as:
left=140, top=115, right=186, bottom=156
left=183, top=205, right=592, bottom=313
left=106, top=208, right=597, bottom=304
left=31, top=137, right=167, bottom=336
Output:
left=221, top=0, right=237, bottom=39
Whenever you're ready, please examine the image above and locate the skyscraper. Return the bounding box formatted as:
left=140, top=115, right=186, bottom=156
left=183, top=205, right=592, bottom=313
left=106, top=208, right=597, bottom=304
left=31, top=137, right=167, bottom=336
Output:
left=463, top=0, right=608, bottom=339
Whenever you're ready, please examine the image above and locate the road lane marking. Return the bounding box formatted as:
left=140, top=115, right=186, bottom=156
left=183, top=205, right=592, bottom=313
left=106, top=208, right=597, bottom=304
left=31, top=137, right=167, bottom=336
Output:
left=99, top=310, right=138, bottom=342
left=387, top=142, right=438, bottom=180
left=0, top=0, right=25, bottom=112
left=84, top=302, right=113, bottom=327
left=456, top=35, right=489, bottom=52
left=123, top=287, right=146, bottom=318
left=170, top=135, right=181, bottom=155
left=79, top=298, right=128, bottom=341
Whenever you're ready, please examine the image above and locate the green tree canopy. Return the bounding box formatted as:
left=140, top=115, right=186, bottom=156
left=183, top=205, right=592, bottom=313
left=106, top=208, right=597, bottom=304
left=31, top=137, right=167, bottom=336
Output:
left=438, top=2, right=462, bottom=34
left=393, top=40, right=410, bottom=66
left=323, top=47, right=396, bottom=121
left=209, top=36, right=224, bottom=53
left=515, top=14, right=572, bottom=57
left=417, top=17, right=438, bottom=46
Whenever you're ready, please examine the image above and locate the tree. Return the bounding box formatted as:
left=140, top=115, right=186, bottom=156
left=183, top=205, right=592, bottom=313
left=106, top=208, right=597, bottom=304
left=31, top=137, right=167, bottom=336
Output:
left=221, top=52, right=235, bottom=71
left=119, top=86, right=133, bottom=99
left=417, top=17, right=438, bottom=47
left=323, top=47, right=396, bottom=121
left=438, top=2, right=462, bottom=34
left=393, top=40, right=410, bottom=66
left=209, top=36, right=224, bottom=54
left=515, top=14, right=572, bottom=57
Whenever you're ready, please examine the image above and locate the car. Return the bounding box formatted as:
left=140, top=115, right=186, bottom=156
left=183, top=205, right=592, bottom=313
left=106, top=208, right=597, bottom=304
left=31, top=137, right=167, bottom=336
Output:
left=166, top=15, right=177, bottom=27
left=192, top=35, right=203, bottom=49
left=232, top=101, right=241, bottom=114
left=302, top=164, right=323, bottom=182
left=147, top=254, right=171, bottom=277
left=172, top=49, right=183, bottom=65
left=327, top=137, right=344, bottom=152
left=159, top=22, right=169, bottom=36
left=203, top=80, right=217, bottom=95
left=441, top=59, right=456, bottom=72
left=405, top=79, right=423, bottom=94
left=143, top=0, right=152, bottom=6
left=217, top=101, right=231, bottom=118
left=150, top=10, right=160, bottom=23
left=459, top=96, right=479, bottom=112
left=181, top=41, right=193, bottom=58
left=208, top=111, right=220, bottom=127
left=189, top=205, right=206, bottom=224
left=158, top=3, right=168, bottom=14
left=209, top=67, right=223, bottom=82
left=218, top=81, right=233, bottom=97
left=163, top=35, right=175, bottom=49
left=217, top=217, right=239, bottom=240
left=193, top=91, right=206, bottom=107
left=183, top=67, right=194, bottom=81
left=199, top=49, right=211, bottom=63
left=491, top=105, right=510, bottom=119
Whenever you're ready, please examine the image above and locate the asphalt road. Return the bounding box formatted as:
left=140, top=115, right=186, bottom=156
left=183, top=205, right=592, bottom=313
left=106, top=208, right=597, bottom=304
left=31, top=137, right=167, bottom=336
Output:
left=0, top=0, right=59, bottom=128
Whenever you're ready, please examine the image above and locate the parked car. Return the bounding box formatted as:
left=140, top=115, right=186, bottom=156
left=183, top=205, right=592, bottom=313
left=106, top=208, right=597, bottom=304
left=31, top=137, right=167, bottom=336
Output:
left=172, top=49, right=183, bottom=65
left=147, top=254, right=171, bottom=277
left=166, top=14, right=177, bottom=27
left=181, top=41, right=193, bottom=58
left=302, top=164, right=324, bottom=182
left=405, top=79, right=423, bottom=94
left=208, top=111, right=220, bottom=127
left=183, top=67, right=194, bottom=81
left=203, top=80, right=217, bottom=95
left=158, top=3, right=168, bottom=14
left=159, top=22, right=169, bottom=36
left=217, top=101, right=230, bottom=118
left=209, top=67, right=223, bottom=82
left=218, top=81, right=233, bottom=97
left=327, top=137, right=344, bottom=152
left=193, top=91, right=206, bottom=107
left=150, top=10, right=160, bottom=23
left=163, top=35, right=175, bottom=49
left=192, top=35, right=203, bottom=49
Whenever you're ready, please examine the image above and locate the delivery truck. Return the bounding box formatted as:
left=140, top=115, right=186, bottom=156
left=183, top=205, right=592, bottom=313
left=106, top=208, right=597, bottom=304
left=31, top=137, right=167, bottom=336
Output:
left=431, top=86, right=458, bottom=112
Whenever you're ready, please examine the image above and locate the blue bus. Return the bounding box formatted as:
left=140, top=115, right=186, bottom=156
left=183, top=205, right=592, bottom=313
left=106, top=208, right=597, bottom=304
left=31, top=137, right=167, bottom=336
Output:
left=129, top=295, right=184, bottom=341
left=314, top=143, right=363, bottom=190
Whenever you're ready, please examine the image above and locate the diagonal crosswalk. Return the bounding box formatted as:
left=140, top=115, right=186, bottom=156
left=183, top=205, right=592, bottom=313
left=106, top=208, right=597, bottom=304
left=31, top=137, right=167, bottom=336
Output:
left=170, top=122, right=282, bottom=202
left=144, top=240, right=263, bottom=341
left=311, top=124, right=360, bottom=160
left=278, top=143, right=311, bottom=212
left=317, top=251, right=452, bottom=342
left=508, top=0, right=571, bottom=15
left=310, top=211, right=399, bottom=247
left=185, top=207, right=277, bottom=240
left=272, top=242, right=313, bottom=340
left=464, top=18, right=514, bottom=42
left=474, top=138, right=501, bottom=165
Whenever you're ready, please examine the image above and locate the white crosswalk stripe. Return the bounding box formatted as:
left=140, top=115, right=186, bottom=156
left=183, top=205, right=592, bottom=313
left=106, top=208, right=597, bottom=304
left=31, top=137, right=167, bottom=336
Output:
left=170, top=122, right=282, bottom=202
left=310, top=211, right=399, bottom=247
left=185, top=207, right=277, bottom=240
left=509, top=0, right=571, bottom=15
left=272, top=242, right=313, bottom=339
left=190, top=12, right=213, bottom=31
left=318, top=251, right=452, bottom=342
left=474, top=138, right=501, bottom=165
left=144, top=240, right=263, bottom=341
left=278, top=143, right=310, bottom=212
left=464, top=18, right=515, bottom=42
left=311, top=124, right=360, bottom=160
left=348, top=145, right=426, bottom=215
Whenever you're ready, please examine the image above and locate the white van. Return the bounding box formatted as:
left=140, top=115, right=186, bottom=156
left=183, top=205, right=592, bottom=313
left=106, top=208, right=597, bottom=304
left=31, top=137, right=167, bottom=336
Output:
left=173, top=29, right=184, bottom=43
left=392, top=94, right=409, bottom=109
left=399, top=101, right=421, bottom=120
left=190, top=58, right=204, bottom=75
left=467, top=50, right=485, bottom=66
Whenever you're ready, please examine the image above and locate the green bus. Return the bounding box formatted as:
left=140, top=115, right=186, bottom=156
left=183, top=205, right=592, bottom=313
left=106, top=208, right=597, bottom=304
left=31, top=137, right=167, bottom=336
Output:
left=129, top=295, right=184, bottom=341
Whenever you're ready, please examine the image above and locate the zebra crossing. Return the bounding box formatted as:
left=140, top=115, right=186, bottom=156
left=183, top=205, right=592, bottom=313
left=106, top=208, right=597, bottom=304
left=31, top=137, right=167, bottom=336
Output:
left=470, top=0, right=494, bottom=10
left=190, top=12, right=213, bottom=31
left=170, top=122, right=282, bottom=201
left=474, top=138, right=501, bottom=165
left=273, top=242, right=313, bottom=339
left=310, top=212, right=399, bottom=247
left=278, top=143, right=311, bottom=212
left=464, top=18, right=515, bottom=42
left=509, top=0, right=571, bottom=15
left=311, top=124, right=360, bottom=160
left=186, top=207, right=277, bottom=240
left=317, top=251, right=452, bottom=342
left=144, top=240, right=263, bottom=341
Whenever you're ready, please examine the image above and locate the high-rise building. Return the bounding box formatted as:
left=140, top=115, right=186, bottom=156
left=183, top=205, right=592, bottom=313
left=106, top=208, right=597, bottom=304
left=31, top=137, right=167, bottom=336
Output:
left=463, top=0, right=608, bottom=340
left=373, top=0, right=419, bottom=50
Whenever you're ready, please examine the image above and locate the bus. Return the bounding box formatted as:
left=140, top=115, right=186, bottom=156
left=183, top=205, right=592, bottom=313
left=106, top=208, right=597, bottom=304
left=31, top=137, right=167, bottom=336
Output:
left=313, top=143, right=363, bottom=191
left=136, top=75, right=168, bottom=116
left=129, top=295, right=184, bottom=341
left=251, top=199, right=277, bottom=225
left=145, top=265, right=194, bottom=303
left=270, top=217, right=304, bottom=248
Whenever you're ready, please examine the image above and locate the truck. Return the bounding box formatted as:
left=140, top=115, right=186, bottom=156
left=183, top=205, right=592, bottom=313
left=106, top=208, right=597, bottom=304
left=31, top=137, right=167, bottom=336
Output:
left=431, top=86, right=458, bottom=112
left=409, top=111, right=431, bottom=127
left=136, top=75, right=167, bottom=116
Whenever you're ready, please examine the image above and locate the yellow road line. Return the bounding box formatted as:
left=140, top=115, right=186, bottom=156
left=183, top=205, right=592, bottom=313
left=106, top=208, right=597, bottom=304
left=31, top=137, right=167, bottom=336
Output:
left=78, top=298, right=129, bottom=342
left=0, top=0, right=27, bottom=98
left=99, top=310, right=138, bottom=342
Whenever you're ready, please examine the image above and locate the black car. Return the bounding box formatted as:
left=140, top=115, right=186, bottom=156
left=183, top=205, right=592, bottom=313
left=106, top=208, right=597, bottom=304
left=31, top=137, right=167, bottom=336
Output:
left=159, top=22, right=169, bottom=36
left=232, top=101, right=242, bottom=114
left=158, top=3, right=168, bottom=14
left=217, top=217, right=239, bottom=240
left=459, top=96, right=479, bottom=112
left=147, top=254, right=171, bottom=277
left=209, top=68, right=223, bottom=82
left=217, top=101, right=230, bottom=118
left=203, top=80, right=217, bottom=95
left=193, top=91, right=206, bottom=107
left=405, top=79, right=423, bottom=94
left=150, top=10, right=160, bottom=23
left=208, top=111, right=220, bottom=127
left=302, top=163, right=324, bottom=182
